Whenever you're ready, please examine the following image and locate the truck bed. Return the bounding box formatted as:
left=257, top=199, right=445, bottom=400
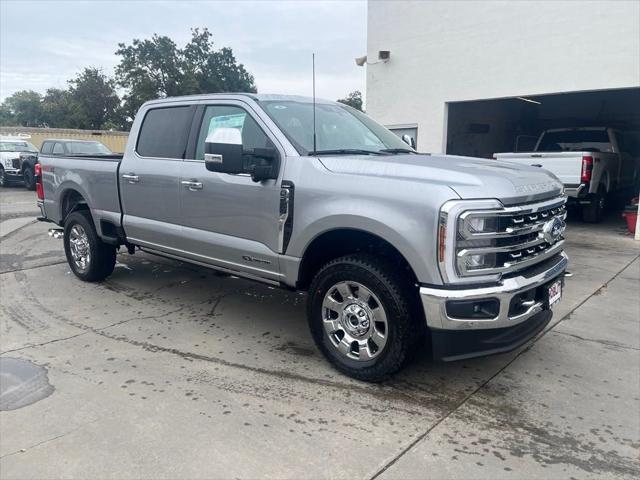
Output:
left=495, top=151, right=616, bottom=186
left=39, top=153, right=123, bottom=227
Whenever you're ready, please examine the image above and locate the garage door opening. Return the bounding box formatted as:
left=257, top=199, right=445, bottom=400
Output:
left=445, top=87, right=640, bottom=159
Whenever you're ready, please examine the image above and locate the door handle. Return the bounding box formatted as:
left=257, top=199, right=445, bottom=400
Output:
left=181, top=180, right=203, bottom=191
left=122, top=173, right=139, bottom=183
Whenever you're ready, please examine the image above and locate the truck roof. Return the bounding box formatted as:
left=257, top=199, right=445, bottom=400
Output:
left=142, top=93, right=337, bottom=107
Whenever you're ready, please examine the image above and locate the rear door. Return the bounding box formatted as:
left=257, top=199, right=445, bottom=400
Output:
left=120, top=103, right=195, bottom=250
left=178, top=101, right=284, bottom=281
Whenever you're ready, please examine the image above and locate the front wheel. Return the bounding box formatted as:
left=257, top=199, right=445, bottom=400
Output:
left=307, top=254, right=423, bottom=382
left=63, top=210, right=116, bottom=282
left=0, top=167, right=7, bottom=188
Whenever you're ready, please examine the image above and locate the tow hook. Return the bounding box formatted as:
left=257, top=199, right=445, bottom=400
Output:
left=48, top=228, right=64, bottom=239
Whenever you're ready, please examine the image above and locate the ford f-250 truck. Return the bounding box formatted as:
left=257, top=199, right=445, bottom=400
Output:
left=36, top=94, right=568, bottom=381
left=495, top=127, right=640, bottom=223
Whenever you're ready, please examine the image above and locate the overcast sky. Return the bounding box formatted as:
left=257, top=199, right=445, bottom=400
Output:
left=0, top=0, right=367, bottom=102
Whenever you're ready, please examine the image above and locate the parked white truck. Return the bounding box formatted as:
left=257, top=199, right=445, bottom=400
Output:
left=495, top=128, right=640, bottom=222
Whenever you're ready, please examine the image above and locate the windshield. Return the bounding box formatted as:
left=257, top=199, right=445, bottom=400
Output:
left=66, top=142, right=112, bottom=155
left=0, top=141, right=38, bottom=153
left=261, top=100, right=414, bottom=155
left=537, top=130, right=613, bottom=152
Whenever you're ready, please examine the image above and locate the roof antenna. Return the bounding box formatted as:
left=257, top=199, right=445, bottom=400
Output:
left=312, top=53, right=317, bottom=154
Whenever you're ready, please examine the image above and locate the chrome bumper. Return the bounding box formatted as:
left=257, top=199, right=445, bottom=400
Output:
left=420, top=252, right=568, bottom=331
left=564, top=184, right=586, bottom=198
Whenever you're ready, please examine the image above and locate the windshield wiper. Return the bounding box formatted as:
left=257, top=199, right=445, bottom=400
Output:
left=378, top=148, right=417, bottom=154
left=309, top=149, right=384, bottom=156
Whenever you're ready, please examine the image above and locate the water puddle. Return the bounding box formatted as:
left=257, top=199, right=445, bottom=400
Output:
left=0, top=357, right=54, bottom=411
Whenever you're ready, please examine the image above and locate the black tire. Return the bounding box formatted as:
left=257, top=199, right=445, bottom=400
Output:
left=582, top=186, right=606, bottom=223
left=0, top=167, right=7, bottom=188
left=23, top=167, right=36, bottom=191
left=307, top=253, right=423, bottom=382
left=63, top=210, right=116, bottom=282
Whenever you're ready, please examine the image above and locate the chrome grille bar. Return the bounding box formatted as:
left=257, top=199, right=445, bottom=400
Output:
left=456, top=196, right=567, bottom=278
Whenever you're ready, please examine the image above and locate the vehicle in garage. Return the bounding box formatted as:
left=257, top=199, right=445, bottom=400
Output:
left=35, top=93, right=569, bottom=381
left=40, top=139, right=113, bottom=156
left=495, top=127, right=640, bottom=222
left=0, top=136, right=39, bottom=189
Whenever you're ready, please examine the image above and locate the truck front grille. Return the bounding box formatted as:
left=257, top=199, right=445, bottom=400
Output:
left=455, top=197, right=567, bottom=277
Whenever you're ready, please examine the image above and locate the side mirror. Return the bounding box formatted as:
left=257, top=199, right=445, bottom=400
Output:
left=203, top=127, right=279, bottom=182
left=204, top=128, right=244, bottom=174
left=402, top=134, right=416, bottom=149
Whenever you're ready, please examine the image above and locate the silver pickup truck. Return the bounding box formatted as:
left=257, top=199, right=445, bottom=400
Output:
left=36, top=94, right=568, bottom=381
left=495, top=127, right=640, bottom=222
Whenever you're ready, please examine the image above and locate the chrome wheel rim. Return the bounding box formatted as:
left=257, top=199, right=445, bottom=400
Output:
left=69, top=225, right=91, bottom=271
left=322, top=281, right=388, bottom=361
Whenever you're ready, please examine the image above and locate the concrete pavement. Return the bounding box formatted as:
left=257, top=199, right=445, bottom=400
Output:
left=1, top=189, right=639, bottom=479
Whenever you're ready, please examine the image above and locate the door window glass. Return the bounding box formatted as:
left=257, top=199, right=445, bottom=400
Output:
left=195, top=105, right=272, bottom=160
left=136, top=106, right=193, bottom=159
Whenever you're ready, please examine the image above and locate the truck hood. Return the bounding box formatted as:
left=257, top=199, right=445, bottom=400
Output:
left=0, top=151, right=21, bottom=167
left=318, top=153, right=564, bottom=205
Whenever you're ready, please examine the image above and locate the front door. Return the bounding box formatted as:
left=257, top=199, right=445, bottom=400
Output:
left=179, top=102, right=284, bottom=281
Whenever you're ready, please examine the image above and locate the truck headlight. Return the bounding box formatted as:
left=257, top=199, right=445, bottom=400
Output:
left=437, top=196, right=567, bottom=285
left=466, top=253, right=496, bottom=269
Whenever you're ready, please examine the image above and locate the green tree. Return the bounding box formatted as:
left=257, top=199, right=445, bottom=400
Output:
left=337, top=90, right=363, bottom=112
left=0, top=90, right=44, bottom=126
left=66, top=67, right=121, bottom=129
left=0, top=105, right=15, bottom=126
left=115, top=28, right=256, bottom=121
left=41, top=88, right=73, bottom=128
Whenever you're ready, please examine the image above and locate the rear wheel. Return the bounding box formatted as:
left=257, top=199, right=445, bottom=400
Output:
left=63, top=210, right=116, bottom=282
left=23, top=167, right=35, bottom=190
left=307, top=254, right=423, bottom=382
left=582, top=186, right=606, bottom=223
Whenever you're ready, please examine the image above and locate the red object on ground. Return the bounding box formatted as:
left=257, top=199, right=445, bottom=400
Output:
left=622, top=211, right=637, bottom=234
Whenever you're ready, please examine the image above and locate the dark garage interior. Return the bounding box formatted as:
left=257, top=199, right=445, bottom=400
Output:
left=445, top=87, right=640, bottom=159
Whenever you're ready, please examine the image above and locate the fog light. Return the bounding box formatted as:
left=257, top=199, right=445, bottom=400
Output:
left=446, top=298, right=500, bottom=320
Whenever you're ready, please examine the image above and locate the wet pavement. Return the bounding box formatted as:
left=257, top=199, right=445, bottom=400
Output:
left=0, top=188, right=639, bottom=479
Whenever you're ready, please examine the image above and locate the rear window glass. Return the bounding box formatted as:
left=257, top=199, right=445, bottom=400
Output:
left=41, top=142, right=53, bottom=154
left=136, top=106, right=193, bottom=159
left=66, top=142, right=112, bottom=155
left=537, top=130, right=612, bottom=152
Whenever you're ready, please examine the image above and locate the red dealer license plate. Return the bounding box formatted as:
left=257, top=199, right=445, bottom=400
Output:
left=548, top=280, right=562, bottom=307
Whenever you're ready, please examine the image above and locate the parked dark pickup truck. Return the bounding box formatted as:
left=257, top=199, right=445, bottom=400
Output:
left=37, top=93, right=569, bottom=381
left=0, top=136, right=39, bottom=189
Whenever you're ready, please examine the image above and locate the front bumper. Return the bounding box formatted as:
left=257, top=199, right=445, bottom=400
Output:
left=2, top=168, right=22, bottom=180
left=421, top=252, right=567, bottom=359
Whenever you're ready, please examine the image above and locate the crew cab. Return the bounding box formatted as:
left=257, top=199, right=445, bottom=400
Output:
left=495, top=128, right=640, bottom=222
left=0, top=135, right=39, bottom=189
left=36, top=94, right=569, bottom=381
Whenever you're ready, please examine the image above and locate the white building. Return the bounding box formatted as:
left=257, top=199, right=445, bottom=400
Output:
left=366, top=0, right=640, bottom=157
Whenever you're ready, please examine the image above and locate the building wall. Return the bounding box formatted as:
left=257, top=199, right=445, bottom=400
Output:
left=0, top=126, right=129, bottom=153
left=366, top=0, right=640, bottom=153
